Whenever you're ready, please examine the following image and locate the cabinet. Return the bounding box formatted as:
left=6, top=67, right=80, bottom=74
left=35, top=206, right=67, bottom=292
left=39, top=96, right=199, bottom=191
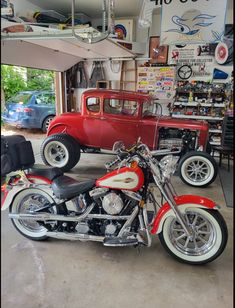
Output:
left=170, top=82, right=228, bottom=146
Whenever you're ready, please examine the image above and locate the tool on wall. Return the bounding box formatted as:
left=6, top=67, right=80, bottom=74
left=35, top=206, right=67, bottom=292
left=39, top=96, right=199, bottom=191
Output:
left=89, top=61, right=105, bottom=88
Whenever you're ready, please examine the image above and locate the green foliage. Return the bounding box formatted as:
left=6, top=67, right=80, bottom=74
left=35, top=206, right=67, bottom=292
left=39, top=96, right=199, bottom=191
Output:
left=1, top=65, right=55, bottom=101
left=27, top=68, right=54, bottom=91
left=1, top=65, right=27, bottom=101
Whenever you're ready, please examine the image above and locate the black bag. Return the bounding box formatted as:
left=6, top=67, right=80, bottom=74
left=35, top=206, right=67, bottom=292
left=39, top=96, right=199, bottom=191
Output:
left=1, top=135, right=35, bottom=176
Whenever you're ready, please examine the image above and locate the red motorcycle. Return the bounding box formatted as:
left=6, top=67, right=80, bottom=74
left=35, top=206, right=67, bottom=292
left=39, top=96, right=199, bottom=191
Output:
left=1, top=139, right=228, bottom=265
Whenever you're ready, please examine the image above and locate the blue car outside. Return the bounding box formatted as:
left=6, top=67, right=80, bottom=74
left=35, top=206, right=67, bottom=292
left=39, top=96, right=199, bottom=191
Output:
left=2, top=91, right=56, bottom=132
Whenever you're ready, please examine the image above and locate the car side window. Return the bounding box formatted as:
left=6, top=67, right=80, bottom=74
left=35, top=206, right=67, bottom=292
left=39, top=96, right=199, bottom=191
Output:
left=104, top=99, right=122, bottom=115
left=36, top=93, right=55, bottom=105
left=104, top=99, right=138, bottom=116
left=122, top=100, right=138, bottom=116
left=87, top=97, right=100, bottom=113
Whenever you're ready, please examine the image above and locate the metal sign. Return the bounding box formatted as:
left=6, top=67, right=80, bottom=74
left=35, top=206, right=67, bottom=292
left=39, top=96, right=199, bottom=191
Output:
left=160, top=0, right=228, bottom=45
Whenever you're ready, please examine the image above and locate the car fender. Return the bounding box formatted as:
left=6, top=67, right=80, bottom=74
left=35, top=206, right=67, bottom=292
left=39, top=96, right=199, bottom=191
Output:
left=150, top=195, right=217, bottom=235
left=47, top=123, right=70, bottom=136
left=1, top=175, right=54, bottom=211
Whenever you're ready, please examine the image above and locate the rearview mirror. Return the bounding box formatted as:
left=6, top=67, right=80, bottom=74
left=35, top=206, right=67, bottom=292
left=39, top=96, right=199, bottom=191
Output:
left=112, top=141, right=125, bottom=153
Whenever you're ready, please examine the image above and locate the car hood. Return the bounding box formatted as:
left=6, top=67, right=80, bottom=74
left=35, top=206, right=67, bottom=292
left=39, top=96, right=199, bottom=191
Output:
left=144, top=116, right=209, bottom=131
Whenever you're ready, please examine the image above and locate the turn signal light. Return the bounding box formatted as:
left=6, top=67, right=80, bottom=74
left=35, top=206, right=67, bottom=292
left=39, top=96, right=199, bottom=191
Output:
left=130, top=161, right=138, bottom=169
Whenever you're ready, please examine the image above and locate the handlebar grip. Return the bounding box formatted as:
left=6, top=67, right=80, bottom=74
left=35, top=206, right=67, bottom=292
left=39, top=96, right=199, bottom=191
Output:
left=105, top=158, right=120, bottom=169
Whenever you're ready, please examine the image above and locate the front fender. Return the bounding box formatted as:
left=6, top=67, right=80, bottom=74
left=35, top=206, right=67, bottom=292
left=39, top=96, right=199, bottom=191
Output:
left=151, top=195, right=217, bottom=235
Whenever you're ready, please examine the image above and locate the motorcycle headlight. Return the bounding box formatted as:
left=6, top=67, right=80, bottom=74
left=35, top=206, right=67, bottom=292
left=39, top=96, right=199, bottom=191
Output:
left=159, top=155, right=179, bottom=179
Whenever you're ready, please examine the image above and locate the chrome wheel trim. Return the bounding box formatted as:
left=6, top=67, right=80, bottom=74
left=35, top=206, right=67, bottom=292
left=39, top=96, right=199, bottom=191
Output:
left=12, top=191, right=55, bottom=238
left=44, top=117, right=54, bottom=130
left=181, top=156, right=214, bottom=185
left=169, top=211, right=216, bottom=256
left=44, top=141, right=69, bottom=168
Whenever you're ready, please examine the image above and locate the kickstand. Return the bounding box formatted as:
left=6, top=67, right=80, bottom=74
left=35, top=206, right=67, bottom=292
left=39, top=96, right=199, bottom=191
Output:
left=135, top=245, right=142, bottom=255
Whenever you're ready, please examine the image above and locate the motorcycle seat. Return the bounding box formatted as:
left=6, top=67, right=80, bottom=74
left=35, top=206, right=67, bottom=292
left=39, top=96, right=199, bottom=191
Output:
left=51, top=175, right=96, bottom=199
left=29, top=164, right=63, bottom=181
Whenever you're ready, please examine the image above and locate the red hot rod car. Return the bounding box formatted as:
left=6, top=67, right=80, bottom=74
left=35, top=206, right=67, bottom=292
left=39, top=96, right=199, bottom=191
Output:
left=40, top=89, right=217, bottom=187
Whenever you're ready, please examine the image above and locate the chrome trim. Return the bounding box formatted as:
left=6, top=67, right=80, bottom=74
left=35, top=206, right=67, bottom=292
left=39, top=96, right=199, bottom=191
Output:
left=47, top=231, right=104, bottom=242
left=121, top=190, right=142, bottom=201
left=118, top=206, right=139, bottom=237
left=151, top=149, right=181, bottom=156
left=9, top=203, right=95, bottom=222
left=87, top=214, right=130, bottom=220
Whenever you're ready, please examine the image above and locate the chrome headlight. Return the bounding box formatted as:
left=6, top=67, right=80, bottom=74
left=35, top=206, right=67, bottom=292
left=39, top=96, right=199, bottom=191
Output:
left=159, top=155, right=179, bottom=179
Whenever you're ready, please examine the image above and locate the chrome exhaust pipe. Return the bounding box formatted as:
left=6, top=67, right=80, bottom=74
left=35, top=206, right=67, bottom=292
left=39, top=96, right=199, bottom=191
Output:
left=151, top=149, right=181, bottom=156
left=47, top=231, right=104, bottom=242
left=9, top=203, right=95, bottom=222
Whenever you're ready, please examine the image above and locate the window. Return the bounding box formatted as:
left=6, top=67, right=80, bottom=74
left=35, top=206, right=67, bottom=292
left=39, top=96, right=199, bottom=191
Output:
left=36, top=93, right=55, bottom=105
left=86, top=97, right=100, bottom=112
left=104, top=99, right=138, bottom=116
left=142, top=100, right=156, bottom=117
left=8, top=93, right=33, bottom=104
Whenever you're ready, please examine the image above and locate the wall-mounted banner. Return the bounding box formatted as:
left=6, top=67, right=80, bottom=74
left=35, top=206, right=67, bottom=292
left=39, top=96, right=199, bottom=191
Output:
left=160, top=0, right=228, bottom=45
left=168, top=44, right=215, bottom=80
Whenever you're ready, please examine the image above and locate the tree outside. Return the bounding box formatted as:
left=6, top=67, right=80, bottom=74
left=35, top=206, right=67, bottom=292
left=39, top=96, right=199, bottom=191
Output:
left=1, top=64, right=55, bottom=103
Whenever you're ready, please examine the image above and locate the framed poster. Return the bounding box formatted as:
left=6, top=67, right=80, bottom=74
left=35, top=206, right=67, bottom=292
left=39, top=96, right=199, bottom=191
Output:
left=149, top=36, right=168, bottom=65
left=160, top=0, right=228, bottom=45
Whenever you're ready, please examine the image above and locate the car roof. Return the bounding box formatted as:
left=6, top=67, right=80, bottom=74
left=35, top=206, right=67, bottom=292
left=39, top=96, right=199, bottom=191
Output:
left=82, top=89, right=151, bottom=101
left=17, top=90, right=54, bottom=94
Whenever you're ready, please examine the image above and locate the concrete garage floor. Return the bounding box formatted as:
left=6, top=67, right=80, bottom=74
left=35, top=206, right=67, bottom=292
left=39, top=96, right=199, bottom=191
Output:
left=1, top=138, right=233, bottom=308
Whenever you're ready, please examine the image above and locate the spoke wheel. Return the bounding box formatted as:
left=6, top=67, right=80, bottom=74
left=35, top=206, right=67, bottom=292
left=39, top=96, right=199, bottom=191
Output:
left=169, top=211, right=215, bottom=256
left=159, top=208, right=228, bottom=264
left=178, top=151, right=218, bottom=187
left=10, top=188, right=56, bottom=240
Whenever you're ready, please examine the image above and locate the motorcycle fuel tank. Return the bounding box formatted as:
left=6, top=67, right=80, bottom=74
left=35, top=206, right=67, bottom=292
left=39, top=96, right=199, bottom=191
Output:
left=96, top=166, right=144, bottom=191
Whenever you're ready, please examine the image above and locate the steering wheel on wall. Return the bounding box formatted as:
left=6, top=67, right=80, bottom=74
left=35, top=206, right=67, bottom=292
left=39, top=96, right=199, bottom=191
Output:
left=177, top=65, right=193, bottom=80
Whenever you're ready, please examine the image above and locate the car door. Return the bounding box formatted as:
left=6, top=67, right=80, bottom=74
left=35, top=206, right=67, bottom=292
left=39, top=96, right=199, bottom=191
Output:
left=100, top=97, right=139, bottom=149
left=34, top=92, right=56, bottom=127
left=138, top=99, right=159, bottom=150
left=82, top=96, right=102, bottom=147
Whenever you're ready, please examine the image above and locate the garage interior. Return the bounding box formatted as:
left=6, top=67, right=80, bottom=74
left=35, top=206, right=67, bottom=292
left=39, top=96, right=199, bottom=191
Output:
left=1, top=1, right=234, bottom=308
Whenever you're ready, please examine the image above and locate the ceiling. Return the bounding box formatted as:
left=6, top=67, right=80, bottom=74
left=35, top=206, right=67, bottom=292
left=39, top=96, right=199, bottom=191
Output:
left=27, top=0, right=144, bottom=18
left=26, top=0, right=233, bottom=19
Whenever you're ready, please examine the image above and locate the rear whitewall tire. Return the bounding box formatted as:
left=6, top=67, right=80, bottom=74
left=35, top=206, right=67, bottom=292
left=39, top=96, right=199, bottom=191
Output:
left=10, top=188, right=55, bottom=241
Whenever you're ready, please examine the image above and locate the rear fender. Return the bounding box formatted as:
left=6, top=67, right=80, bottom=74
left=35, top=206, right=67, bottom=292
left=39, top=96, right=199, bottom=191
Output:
left=1, top=175, right=53, bottom=211
left=151, top=195, right=217, bottom=235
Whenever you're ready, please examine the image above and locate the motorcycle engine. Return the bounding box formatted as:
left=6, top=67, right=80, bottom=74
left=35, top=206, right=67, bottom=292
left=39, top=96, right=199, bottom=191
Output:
left=102, top=192, right=124, bottom=215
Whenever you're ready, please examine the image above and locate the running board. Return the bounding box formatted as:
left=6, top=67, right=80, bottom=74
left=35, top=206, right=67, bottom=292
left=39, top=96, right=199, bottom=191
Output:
left=46, top=231, right=104, bottom=242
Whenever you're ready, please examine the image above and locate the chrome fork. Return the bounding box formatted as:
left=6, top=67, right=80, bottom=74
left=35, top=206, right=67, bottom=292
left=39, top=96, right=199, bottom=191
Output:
left=148, top=160, right=192, bottom=237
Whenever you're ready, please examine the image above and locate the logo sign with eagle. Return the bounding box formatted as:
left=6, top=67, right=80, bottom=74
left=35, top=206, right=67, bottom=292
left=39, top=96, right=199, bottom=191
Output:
left=160, top=0, right=227, bottom=45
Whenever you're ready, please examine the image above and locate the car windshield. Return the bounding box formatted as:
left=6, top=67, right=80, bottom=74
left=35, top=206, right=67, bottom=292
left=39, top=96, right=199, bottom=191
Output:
left=7, top=93, right=33, bottom=104
left=142, top=99, right=160, bottom=117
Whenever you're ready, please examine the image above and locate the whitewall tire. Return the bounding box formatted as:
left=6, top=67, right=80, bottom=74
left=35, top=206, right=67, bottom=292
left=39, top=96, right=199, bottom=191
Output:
left=159, top=208, right=228, bottom=265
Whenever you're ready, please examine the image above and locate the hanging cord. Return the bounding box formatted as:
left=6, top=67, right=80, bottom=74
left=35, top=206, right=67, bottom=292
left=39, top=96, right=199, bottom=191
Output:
left=110, top=60, right=121, bottom=73
left=71, top=0, right=112, bottom=44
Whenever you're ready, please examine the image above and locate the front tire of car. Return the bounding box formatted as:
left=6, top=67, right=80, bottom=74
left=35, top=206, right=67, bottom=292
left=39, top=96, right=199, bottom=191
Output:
left=40, top=134, right=81, bottom=172
left=178, top=151, right=218, bottom=187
